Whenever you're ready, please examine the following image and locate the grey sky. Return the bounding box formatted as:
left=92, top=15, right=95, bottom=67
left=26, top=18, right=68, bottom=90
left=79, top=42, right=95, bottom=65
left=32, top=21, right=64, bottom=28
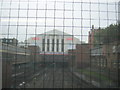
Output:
left=0, top=0, right=119, bottom=43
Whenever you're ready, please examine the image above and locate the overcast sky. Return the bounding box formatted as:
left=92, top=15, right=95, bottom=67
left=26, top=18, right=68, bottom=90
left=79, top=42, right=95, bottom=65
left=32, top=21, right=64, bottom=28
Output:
left=0, top=0, right=119, bottom=43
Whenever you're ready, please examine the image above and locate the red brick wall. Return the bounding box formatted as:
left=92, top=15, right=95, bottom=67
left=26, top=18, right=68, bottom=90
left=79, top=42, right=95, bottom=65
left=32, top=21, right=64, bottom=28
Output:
left=68, top=49, right=76, bottom=67
left=88, top=27, right=101, bottom=49
left=75, top=44, right=90, bottom=68
left=28, top=46, right=41, bottom=62
left=88, top=31, right=94, bottom=49
left=102, top=42, right=118, bottom=70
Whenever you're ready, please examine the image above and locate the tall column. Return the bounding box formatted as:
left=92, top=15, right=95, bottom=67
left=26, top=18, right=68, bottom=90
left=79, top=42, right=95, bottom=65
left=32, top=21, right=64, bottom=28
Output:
left=45, top=37, right=47, bottom=52
left=59, top=38, right=62, bottom=52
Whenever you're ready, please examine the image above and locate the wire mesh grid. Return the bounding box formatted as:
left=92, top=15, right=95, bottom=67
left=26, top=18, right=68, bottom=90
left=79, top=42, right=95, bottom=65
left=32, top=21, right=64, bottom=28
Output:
left=0, top=0, right=120, bottom=89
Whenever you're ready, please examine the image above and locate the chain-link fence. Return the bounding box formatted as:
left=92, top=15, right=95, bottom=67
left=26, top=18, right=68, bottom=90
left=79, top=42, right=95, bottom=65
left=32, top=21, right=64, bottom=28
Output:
left=0, top=0, right=120, bottom=89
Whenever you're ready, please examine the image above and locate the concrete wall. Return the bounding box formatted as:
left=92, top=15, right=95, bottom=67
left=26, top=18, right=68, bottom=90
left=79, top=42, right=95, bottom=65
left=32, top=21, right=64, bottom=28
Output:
left=40, top=54, right=68, bottom=63
left=2, top=53, right=12, bottom=88
left=1, top=43, right=32, bottom=88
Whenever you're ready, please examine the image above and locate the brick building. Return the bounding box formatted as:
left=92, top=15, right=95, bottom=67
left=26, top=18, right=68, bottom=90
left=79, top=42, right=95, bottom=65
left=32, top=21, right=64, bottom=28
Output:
left=0, top=38, right=18, bottom=46
left=75, top=44, right=90, bottom=68
left=68, top=49, right=76, bottom=68
left=90, top=41, right=120, bottom=70
left=68, top=44, right=90, bottom=68
left=90, top=46, right=106, bottom=68
left=102, top=41, right=120, bottom=70
left=88, top=25, right=101, bottom=49
left=88, top=25, right=120, bottom=70
left=1, top=42, right=31, bottom=88
left=28, top=45, right=41, bottom=63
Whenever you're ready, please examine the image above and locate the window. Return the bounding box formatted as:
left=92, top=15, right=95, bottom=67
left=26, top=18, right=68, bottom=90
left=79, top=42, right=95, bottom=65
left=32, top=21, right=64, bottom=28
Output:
left=113, top=46, right=117, bottom=53
left=10, top=40, right=13, bottom=43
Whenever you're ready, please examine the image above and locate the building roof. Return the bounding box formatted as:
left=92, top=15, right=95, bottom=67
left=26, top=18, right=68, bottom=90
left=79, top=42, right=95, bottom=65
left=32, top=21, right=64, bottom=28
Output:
left=38, top=29, right=71, bottom=36
left=36, top=29, right=81, bottom=41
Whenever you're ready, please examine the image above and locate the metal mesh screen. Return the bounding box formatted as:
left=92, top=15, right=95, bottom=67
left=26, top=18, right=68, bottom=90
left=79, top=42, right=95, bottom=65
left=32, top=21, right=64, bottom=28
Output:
left=0, top=0, right=120, bottom=89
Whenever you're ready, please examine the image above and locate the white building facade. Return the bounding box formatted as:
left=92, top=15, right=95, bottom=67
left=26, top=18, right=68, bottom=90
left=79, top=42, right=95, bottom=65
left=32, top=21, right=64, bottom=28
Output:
left=27, top=29, right=81, bottom=53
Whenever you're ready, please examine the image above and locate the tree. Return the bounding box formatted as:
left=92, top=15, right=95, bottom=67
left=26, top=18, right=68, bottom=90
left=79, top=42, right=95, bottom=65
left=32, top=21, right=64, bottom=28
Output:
left=93, top=24, right=119, bottom=47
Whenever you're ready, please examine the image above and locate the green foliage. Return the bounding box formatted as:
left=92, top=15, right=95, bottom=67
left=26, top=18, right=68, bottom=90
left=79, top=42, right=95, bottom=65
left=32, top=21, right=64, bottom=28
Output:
left=79, top=69, right=112, bottom=81
left=93, top=24, right=119, bottom=46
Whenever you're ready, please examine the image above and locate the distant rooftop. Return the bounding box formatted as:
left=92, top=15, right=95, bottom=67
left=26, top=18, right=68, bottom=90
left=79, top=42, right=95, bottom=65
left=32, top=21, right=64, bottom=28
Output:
left=38, top=29, right=71, bottom=36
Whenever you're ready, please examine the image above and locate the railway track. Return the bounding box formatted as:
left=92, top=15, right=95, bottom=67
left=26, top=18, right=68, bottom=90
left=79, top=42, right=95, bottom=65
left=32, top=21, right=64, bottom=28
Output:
left=25, top=67, right=96, bottom=88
